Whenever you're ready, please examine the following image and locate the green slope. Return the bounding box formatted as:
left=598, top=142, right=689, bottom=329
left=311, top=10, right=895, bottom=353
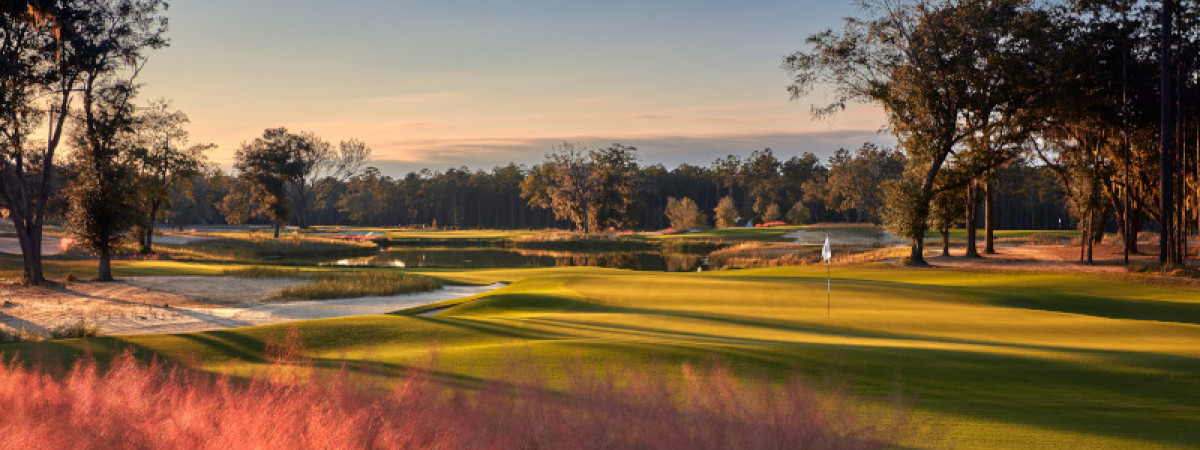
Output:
left=6, top=265, right=1198, bottom=449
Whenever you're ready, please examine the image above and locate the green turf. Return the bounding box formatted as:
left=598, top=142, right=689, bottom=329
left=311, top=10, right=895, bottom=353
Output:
left=3, top=263, right=1197, bottom=449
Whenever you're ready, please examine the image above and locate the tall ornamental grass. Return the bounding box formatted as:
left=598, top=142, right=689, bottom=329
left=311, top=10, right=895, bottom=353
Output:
left=0, top=332, right=913, bottom=449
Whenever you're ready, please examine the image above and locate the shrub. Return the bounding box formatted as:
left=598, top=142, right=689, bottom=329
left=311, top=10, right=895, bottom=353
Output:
left=664, top=197, right=707, bottom=230
left=0, top=328, right=44, bottom=343
left=50, top=319, right=101, bottom=339
left=762, top=203, right=782, bottom=222
left=787, top=201, right=812, bottom=225
left=713, top=196, right=738, bottom=228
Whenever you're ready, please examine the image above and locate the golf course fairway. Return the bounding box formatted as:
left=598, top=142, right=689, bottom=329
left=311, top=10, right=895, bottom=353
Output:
left=6, top=264, right=1198, bottom=449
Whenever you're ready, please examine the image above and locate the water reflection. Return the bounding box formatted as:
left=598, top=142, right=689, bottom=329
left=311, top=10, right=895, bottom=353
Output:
left=325, top=248, right=705, bottom=272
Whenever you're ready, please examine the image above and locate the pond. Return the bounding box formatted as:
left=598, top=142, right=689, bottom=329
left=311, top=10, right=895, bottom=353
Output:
left=325, top=248, right=706, bottom=272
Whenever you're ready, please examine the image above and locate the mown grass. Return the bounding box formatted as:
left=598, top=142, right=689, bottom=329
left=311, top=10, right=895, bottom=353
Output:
left=4, top=265, right=1198, bottom=448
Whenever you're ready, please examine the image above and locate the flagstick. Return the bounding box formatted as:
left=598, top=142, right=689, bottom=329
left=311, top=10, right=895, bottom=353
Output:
left=826, top=258, right=830, bottom=319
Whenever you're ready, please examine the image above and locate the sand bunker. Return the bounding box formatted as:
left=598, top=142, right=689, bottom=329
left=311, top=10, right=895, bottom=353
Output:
left=0, top=277, right=502, bottom=336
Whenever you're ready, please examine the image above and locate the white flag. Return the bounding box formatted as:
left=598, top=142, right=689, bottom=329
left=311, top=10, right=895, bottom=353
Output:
left=821, top=235, right=831, bottom=262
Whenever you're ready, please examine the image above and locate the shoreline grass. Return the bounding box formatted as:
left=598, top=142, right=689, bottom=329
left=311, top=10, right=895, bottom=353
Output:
left=221, top=267, right=444, bottom=300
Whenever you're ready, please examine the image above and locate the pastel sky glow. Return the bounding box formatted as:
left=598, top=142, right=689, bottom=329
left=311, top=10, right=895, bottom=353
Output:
left=139, top=0, right=892, bottom=175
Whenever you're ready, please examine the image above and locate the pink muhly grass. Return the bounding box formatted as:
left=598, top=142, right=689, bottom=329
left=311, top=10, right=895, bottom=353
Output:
left=0, top=336, right=910, bottom=449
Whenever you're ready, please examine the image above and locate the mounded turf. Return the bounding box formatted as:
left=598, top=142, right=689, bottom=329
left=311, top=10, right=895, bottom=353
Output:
left=4, top=262, right=1199, bottom=449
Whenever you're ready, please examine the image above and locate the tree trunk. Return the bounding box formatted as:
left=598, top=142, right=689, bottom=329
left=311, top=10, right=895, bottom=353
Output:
left=965, top=184, right=980, bottom=258
left=907, top=153, right=951, bottom=266
left=1095, top=206, right=1111, bottom=245
left=1130, top=207, right=1142, bottom=254
left=910, top=236, right=927, bottom=265
left=274, top=223, right=281, bottom=238
left=1085, top=212, right=1094, bottom=265
left=941, top=230, right=951, bottom=256
left=2, top=172, right=47, bottom=285
left=97, top=247, right=114, bottom=282
left=140, top=200, right=160, bottom=254
left=14, top=223, right=45, bottom=285
left=984, top=180, right=996, bottom=254
left=1160, top=0, right=1177, bottom=265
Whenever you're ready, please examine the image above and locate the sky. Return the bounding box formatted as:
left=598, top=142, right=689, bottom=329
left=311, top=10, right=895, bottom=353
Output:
left=138, top=0, right=893, bottom=176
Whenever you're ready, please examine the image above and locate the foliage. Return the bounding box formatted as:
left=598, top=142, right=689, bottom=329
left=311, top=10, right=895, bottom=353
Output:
left=0, top=0, right=167, bottom=284
left=65, top=81, right=143, bottom=281
left=785, top=0, right=1058, bottom=264
left=230, top=128, right=322, bottom=235
left=928, top=181, right=966, bottom=254
left=520, top=143, right=641, bottom=232
left=664, top=197, right=706, bottom=230
left=761, top=203, right=782, bottom=223
left=881, top=176, right=929, bottom=261
left=129, top=99, right=212, bottom=254
left=822, top=144, right=906, bottom=223
left=742, top=148, right=782, bottom=220
left=290, top=136, right=371, bottom=228
left=713, top=196, right=738, bottom=228
left=50, top=319, right=101, bottom=339
left=786, top=200, right=811, bottom=225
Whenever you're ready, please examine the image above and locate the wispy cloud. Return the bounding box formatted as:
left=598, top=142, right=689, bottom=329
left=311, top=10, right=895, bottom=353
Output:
left=362, top=92, right=467, bottom=105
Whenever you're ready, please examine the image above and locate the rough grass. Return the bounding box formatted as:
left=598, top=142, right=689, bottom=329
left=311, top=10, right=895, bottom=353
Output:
left=221, top=267, right=443, bottom=300
left=277, top=272, right=442, bottom=300
left=0, top=319, right=100, bottom=343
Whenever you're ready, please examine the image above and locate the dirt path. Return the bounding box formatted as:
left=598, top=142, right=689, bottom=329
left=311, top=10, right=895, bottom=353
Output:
left=921, top=241, right=1172, bottom=273
left=0, top=277, right=502, bottom=336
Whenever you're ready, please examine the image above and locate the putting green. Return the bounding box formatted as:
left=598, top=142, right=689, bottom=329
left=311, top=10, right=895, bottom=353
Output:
left=6, top=264, right=1198, bottom=449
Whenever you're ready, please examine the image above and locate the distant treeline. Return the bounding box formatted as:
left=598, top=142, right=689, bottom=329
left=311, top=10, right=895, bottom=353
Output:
left=159, top=142, right=1070, bottom=232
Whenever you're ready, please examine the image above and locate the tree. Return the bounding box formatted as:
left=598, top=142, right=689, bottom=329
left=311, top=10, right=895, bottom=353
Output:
left=521, top=143, right=594, bottom=231
left=713, top=196, right=738, bottom=228
left=786, top=200, right=811, bottom=225
left=336, top=167, right=389, bottom=225
left=741, top=149, right=781, bottom=221
left=710, top=155, right=741, bottom=198
left=130, top=99, right=211, bottom=253
left=66, top=82, right=142, bottom=281
left=664, top=197, right=705, bottom=230
left=520, top=143, right=640, bottom=233
left=762, top=203, right=782, bottom=223
left=232, top=128, right=312, bottom=238
left=786, top=0, right=1054, bottom=264
left=929, top=182, right=966, bottom=256
left=587, top=144, right=641, bottom=231
left=823, top=143, right=906, bottom=223
left=290, top=137, right=370, bottom=228
left=64, top=0, right=168, bottom=281
left=0, top=0, right=165, bottom=283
